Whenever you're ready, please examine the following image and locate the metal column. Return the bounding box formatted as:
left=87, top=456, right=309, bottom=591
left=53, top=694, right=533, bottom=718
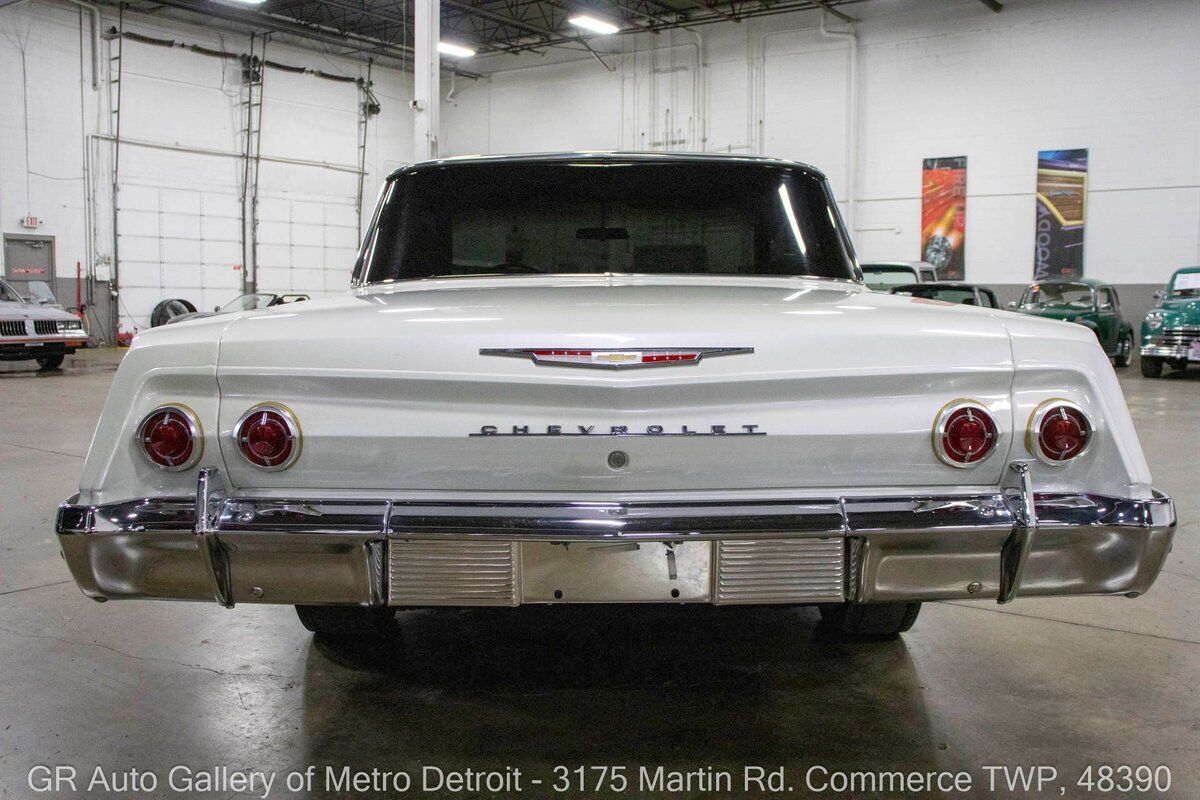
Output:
left=413, top=0, right=439, bottom=162
left=239, top=36, right=266, bottom=295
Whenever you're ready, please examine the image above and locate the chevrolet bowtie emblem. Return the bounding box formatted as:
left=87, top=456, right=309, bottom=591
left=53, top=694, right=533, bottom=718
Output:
left=479, top=347, right=754, bottom=369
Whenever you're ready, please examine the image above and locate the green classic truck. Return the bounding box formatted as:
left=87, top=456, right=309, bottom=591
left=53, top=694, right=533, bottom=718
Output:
left=1011, top=278, right=1135, bottom=368
left=1140, top=266, right=1200, bottom=378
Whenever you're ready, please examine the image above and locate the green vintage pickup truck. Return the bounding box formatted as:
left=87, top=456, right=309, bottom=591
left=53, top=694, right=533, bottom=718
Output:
left=1011, top=278, right=1135, bottom=368
left=1141, top=266, right=1200, bottom=378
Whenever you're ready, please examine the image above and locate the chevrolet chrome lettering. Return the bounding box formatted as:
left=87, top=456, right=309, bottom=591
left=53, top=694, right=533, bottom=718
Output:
left=479, top=347, right=753, bottom=368
left=472, top=424, right=765, bottom=436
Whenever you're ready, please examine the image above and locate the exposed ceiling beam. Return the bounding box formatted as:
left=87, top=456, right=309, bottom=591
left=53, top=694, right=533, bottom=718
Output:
left=147, top=0, right=481, bottom=78
left=812, top=0, right=855, bottom=23
left=541, top=0, right=663, bottom=35
left=441, top=0, right=559, bottom=39
left=694, top=0, right=740, bottom=25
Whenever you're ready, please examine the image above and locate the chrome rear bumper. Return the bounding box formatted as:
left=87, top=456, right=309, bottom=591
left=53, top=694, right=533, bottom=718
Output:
left=56, top=465, right=1176, bottom=608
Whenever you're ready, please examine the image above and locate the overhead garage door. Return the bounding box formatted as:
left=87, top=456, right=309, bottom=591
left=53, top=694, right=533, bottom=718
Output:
left=114, top=147, right=245, bottom=330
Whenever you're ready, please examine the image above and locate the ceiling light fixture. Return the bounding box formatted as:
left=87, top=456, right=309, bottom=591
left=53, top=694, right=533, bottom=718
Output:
left=567, top=14, right=620, bottom=35
left=437, top=41, right=477, bottom=58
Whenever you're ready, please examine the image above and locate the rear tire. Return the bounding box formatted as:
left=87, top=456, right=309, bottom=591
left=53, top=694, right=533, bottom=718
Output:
left=35, top=352, right=64, bottom=370
left=150, top=298, right=197, bottom=327
left=1140, top=357, right=1163, bottom=378
left=295, top=605, right=399, bottom=638
left=1113, top=333, right=1132, bottom=368
left=819, top=602, right=921, bottom=639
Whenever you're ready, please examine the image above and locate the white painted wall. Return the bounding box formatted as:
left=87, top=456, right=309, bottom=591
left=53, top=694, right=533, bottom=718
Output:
left=0, top=0, right=412, bottom=332
left=3, top=0, right=1198, bottom=337
left=443, top=0, right=1200, bottom=287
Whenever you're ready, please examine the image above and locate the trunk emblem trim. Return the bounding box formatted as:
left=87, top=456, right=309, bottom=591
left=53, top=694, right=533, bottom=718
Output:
left=479, top=347, right=754, bottom=369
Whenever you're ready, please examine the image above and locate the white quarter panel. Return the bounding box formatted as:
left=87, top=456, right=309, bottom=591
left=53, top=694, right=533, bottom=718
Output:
left=214, top=276, right=1016, bottom=493
left=79, top=318, right=234, bottom=505
left=1001, top=313, right=1152, bottom=498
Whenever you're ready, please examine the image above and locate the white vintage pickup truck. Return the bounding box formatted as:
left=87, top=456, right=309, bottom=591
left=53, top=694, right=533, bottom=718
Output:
left=56, top=153, right=1176, bottom=639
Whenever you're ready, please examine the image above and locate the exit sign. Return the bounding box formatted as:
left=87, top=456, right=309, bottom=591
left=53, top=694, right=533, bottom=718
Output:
left=20, top=215, right=40, bottom=229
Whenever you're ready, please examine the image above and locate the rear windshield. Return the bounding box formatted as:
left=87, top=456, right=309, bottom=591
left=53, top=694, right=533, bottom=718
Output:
left=860, top=265, right=919, bottom=290
left=355, top=161, right=857, bottom=284
left=1022, top=282, right=1094, bottom=308
left=896, top=285, right=979, bottom=305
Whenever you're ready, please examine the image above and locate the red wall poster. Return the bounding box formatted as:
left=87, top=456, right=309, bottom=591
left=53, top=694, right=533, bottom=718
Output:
left=920, top=156, right=967, bottom=280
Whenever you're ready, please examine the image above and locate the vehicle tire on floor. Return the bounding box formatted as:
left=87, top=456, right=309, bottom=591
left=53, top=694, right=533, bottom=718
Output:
left=1140, top=357, right=1164, bottom=378
left=35, top=352, right=64, bottom=370
left=1114, top=333, right=1133, bottom=368
left=295, top=605, right=400, bottom=638
left=818, top=601, right=921, bottom=639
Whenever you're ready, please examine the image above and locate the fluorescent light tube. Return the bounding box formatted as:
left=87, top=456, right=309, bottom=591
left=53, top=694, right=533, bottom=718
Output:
left=568, top=14, right=620, bottom=35
left=437, top=41, right=476, bottom=58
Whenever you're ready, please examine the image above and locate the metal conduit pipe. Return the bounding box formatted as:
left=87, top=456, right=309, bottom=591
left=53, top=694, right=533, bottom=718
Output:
left=818, top=11, right=858, bottom=230
left=756, top=23, right=821, bottom=156
left=755, top=14, right=857, bottom=226
left=62, top=0, right=100, bottom=89
left=642, top=40, right=701, bottom=150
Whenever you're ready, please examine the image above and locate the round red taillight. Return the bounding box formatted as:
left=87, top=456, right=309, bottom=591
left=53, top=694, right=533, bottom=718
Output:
left=933, top=400, right=998, bottom=467
left=136, top=405, right=202, bottom=471
left=1029, top=400, right=1092, bottom=464
left=235, top=404, right=301, bottom=470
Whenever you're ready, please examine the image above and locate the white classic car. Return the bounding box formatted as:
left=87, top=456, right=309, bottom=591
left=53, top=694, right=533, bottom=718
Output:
left=1, top=278, right=88, bottom=370
left=56, top=153, right=1176, bottom=640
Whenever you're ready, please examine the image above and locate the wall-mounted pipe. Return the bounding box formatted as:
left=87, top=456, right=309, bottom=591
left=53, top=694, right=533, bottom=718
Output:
left=679, top=28, right=708, bottom=150
left=818, top=11, right=858, bottom=230
left=1, top=0, right=98, bottom=88
left=755, top=15, right=857, bottom=225
left=62, top=0, right=100, bottom=89
left=755, top=23, right=820, bottom=156
left=636, top=39, right=703, bottom=151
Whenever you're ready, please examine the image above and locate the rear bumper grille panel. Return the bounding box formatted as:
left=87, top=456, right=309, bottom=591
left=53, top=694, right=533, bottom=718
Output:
left=386, top=538, right=846, bottom=605
left=388, top=540, right=519, bottom=606
left=715, top=538, right=845, bottom=604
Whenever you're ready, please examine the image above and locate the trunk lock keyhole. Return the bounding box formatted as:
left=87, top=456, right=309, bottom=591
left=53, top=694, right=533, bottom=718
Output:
left=607, top=450, right=629, bottom=469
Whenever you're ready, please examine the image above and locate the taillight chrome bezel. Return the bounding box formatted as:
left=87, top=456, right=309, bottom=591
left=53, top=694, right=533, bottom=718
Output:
left=233, top=402, right=302, bottom=471
left=1026, top=398, right=1093, bottom=465
left=135, top=404, right=204, bottom=472
left=932, top=399, right=1000, bottom=469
